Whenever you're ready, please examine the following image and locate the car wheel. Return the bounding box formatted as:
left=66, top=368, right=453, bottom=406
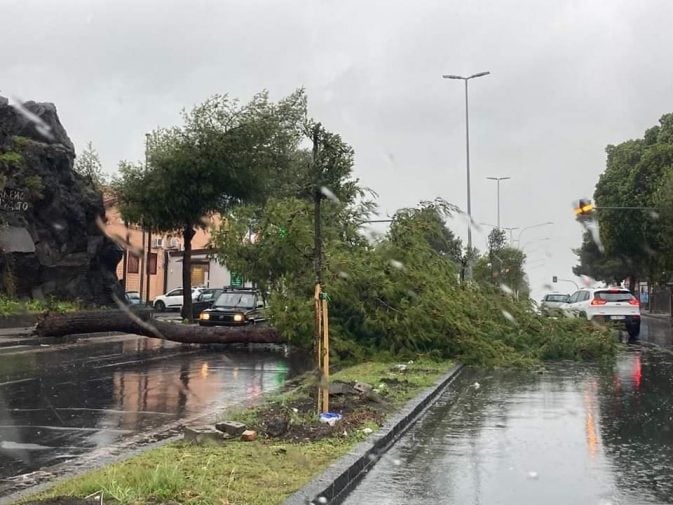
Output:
left=154, top=300, right=166, bottom=312
left=627, top=323, right=640, bottom=339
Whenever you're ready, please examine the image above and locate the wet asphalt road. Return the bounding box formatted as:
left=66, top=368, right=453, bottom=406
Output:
left=0, top=333, right=298, bottom=482
left=344, top=316, right=673, bottom=505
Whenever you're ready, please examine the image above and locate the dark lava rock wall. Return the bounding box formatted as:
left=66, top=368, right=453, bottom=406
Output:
left=0, top=96, right=122, bottom=304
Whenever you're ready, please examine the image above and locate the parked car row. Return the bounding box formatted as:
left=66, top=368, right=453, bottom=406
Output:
left=140, top=286, right=268, bottom=326
left=541, top=287, right=640, bottom=337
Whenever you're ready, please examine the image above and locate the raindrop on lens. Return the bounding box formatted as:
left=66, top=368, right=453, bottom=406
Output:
left=499, top=284, right=513, bottom=295
left=527, top=471, right=539, bottom=479
left=501, top=310, right=516, bottom=324
left=320, top=186, right=339, bottom=203
left=390, top=259, right=405, bottom=270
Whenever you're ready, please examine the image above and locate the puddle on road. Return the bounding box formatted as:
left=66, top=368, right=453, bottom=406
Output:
left=0, top=336, right=303, bottom=487
left=344, top=346, right=673, bottom=505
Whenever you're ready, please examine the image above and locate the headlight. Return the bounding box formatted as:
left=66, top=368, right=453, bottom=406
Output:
left=199, top=313, right=210, bottom=320
left=233, top=314, right=244, bottom=322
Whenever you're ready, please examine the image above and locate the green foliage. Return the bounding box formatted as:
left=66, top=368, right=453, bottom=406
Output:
left=10, top=135, right=32, bottom=148
left=74, top=141, right=108, bottom=188
left=0, top=151, right=24, bottom=167
left=573, top=231, right=626, bottom=283
left=115, top=89, right=311, bottom=318
left=0, top=296, right=80, bottom=316
left=218, top=195, right=614, bottom=367
left=582, top=113, right=673, bottom=286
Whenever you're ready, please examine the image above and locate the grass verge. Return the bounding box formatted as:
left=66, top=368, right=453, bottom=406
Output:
left=25, top=358, right=453, bottom=505
left=0, top=297, right=81, bottom=316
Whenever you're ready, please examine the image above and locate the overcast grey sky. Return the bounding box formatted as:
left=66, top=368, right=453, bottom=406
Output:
left=4, top=0, right=673, bottom=298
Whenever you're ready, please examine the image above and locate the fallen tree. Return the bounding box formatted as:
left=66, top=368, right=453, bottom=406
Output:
left=34, top=310, right=285, bottom=344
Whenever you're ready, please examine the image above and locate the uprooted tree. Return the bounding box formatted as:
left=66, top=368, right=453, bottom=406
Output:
left=114, top=89, right=309, bottom=319
left=35, top=309, right=283, bottom=344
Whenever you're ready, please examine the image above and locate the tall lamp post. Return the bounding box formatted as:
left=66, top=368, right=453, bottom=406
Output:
left=486, top=176, right=510, bottom=228
left=515, top=221, right=553, bottom=248
left=443, top=71, right=490, bottom=279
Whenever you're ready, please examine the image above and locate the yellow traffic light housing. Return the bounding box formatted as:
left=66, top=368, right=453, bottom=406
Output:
left=575, top=199, right=594, bottom=218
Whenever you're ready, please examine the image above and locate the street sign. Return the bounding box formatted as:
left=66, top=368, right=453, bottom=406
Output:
left=553, top=276, right=558, bottom=283
left=230, top=272, right=243, bottom=287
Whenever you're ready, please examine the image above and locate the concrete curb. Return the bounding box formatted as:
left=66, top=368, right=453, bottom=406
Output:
left=0, top=314, right=39, bottom=329
left=282, top=363, right=464, bottom=505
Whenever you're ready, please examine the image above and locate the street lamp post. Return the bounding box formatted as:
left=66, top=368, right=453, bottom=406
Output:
left=479, top=222, right=519, bottom=244
left=515, top=221, right=553, bottom=248
left=443, top=71, right=490, bottom=279
left=521, top=237, right=550, bottom=252
left=486, top=176, right=510, bottom=228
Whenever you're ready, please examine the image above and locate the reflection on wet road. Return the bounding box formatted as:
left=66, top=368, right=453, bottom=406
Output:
left=345, top=343, right=673, bottom=504
left=0, top=335, right=297, bottom=481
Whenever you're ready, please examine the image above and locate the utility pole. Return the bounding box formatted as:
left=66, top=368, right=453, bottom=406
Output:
left=145, top=229, right=152, bottom=304
left=312, top=124, right=330, bottom=414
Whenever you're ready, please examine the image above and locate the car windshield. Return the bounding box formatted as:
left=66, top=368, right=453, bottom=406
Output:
left=594, top=290, right=633, bottom=302
left=199, top=289, right=222, bottom=301
left=213, top=293, right=255, bottom=309
left=546, top=294, right=568, bottom=302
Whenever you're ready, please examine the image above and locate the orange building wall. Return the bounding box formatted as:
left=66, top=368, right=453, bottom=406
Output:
left=105, top=204, right=216, bottom=302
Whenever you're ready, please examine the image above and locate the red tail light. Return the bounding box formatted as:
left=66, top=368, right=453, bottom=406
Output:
left=591, top=298, right=607, bottom=306
left=628, top=298, right=640, bottom=306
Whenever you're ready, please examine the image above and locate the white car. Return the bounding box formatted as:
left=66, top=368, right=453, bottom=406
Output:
left=564, top=287, right=640, bottom=337
left=540, top=293, right=570, bottom=315
left=153, top=287, right=204, bottom=312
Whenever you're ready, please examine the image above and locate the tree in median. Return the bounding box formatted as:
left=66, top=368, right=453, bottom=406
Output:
left=114, top=90, right=308, bottom=318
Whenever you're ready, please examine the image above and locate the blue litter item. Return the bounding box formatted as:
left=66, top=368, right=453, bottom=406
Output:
left=319, top=412, right=342, bottom=426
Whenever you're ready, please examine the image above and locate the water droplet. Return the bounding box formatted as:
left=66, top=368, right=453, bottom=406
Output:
left=389, top=259, right=405, bottom=270
left=501, top=310, right=516, bottom=324
left=392, top=459, right=401, bottom=466
left=9, top=96, right=55, bottom=141
left=320, top=186, right=339, bottom=203
left=499, top=284, right=514, bottom=295
left=473, top=382, right=481, bottom=390
left=338, top=271, right=350, bottom=279
left=581, top=275, right=595, bottom=287
left=650, top=210, right=660, bottom=220
left=527, top=470, right=539, bottom=479
left=317, top=497, right=328, bottom=504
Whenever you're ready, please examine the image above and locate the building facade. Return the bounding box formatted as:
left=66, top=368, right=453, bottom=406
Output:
left=104, top=201, right=230, bottom=302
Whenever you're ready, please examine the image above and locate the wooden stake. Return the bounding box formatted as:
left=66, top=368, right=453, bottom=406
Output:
left=315, top=282, right=323, bottom=412
left=320, top=295, right=330, bottom=413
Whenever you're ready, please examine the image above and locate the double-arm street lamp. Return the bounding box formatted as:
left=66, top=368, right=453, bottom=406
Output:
left=486, top=176, right=511, bottom=228
left=443, top=71, right=490, bottom=278
left=515, top=221, right=553, bottom=248
left=479, top=222, right=519, bottom=244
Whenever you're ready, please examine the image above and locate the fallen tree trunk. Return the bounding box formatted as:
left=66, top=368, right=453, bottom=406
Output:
left=35, top=310, right=285, bottom=344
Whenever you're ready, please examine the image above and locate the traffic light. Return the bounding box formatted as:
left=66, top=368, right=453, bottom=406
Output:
left=574, top=199, right=594, bottom=218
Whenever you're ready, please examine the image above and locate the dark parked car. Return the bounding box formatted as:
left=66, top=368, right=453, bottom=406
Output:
left=190, top=288, right=224, bottom=319
left=198, top=288, right=267, bottom=326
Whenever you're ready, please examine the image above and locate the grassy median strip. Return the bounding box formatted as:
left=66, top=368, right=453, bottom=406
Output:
left=28, top=359, right=452, bottom=505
